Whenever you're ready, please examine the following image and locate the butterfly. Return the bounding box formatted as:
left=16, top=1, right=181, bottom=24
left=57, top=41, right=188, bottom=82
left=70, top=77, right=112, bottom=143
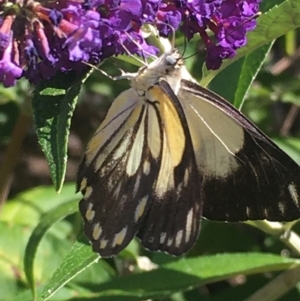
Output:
left=77, top=48, right=300, bottom=257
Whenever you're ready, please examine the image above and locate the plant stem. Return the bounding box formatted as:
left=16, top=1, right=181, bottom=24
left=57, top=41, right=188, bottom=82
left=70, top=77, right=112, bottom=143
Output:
left=246, top=220, right=300, bottom=255
left=244, top=266, right=300, bottom=301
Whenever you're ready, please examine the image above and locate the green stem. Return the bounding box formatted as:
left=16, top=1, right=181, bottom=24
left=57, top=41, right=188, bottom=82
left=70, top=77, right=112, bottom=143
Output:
left=246, top=220, right=300, bottom=255
left=244, top=266, right=300, bottom=301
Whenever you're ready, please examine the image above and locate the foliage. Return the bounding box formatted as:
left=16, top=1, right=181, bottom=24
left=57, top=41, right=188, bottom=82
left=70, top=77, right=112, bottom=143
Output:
left=1, top=1, right=300, bottom=301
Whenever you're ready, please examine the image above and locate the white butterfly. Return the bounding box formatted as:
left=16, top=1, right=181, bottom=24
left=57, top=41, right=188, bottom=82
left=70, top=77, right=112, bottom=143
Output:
left=77, top=48, right=300, bottom=257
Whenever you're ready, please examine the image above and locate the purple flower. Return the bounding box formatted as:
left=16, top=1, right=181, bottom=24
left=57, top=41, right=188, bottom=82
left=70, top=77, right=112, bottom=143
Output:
left=0, top=0, right=261, bottom=86
left=156, top=3, right=182, bottom=36
left=175, top=0, right=261, bottom=70
left=0, top=32, right=23, bottom=87
left=206, top=44, right=236, bottom=70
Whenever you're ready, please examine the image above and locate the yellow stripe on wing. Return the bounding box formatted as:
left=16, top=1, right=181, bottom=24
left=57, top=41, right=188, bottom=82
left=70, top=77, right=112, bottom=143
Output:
left=149, top=85, right=185, bottom=167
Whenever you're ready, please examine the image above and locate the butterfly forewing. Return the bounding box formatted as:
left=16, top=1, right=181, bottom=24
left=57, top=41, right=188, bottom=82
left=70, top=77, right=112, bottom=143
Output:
left=78, top=89, right=163, bottom=256
left=137, top=81, right=202, bottom=255
left=179, top=80, right=300, bottom=222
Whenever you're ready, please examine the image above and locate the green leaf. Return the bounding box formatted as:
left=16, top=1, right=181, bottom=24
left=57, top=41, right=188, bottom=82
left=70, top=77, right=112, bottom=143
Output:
left=273, top=137, right=300, bottom=165
left=32, top=70, right=90, bottom=192
left=92, top=253, right=298, bottom=299
left=40, top=238, right=99, bottom=301
left=202, top=0, right=300, bottom=86
left=208, top=57, right=245, bottom=104
left=7, top=287, right=76, bottom=301
left=208, top=43, right=273, bottom=108
left=0, top=184, right=76, bottom=226
left=24, top=199, right=78, bottom=299
left=233, top=43, right=273, bottom=109
left=0, top=219, right=73, bottom=301
left=0, top=222, right=30, bottom=299
left=41, top=252, right=299, bottom=300
left=0, top=185, right=78, bottom=300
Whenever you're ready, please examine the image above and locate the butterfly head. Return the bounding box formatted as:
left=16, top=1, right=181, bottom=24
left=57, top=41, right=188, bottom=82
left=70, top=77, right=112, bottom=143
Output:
left=131, top=48, right=192, bottom=94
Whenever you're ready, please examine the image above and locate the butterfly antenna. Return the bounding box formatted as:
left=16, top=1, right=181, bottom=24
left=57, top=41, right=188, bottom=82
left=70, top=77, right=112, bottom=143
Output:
left=180, top=35, right=187, bottom=59
left=83, top=61, right=136, bottom=81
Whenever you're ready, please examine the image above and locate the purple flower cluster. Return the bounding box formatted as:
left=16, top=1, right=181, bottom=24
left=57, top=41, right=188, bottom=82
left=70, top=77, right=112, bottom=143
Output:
left=0, top=0, right=260, bottom=87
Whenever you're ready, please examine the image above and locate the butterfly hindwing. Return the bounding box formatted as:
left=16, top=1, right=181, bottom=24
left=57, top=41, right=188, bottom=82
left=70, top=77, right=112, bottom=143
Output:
left=179, top=80, right=300, bottom=222
left=137, top=81, right=202, bottom=255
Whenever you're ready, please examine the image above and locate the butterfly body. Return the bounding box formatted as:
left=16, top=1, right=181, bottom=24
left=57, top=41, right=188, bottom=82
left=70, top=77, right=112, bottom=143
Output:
left=77, top=49, right=300, bottom=257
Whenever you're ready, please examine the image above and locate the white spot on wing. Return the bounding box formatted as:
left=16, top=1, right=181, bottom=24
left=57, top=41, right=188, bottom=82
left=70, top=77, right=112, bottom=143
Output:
left=143, top=160, right=151, bottom=175
left=100, top=239, right=108, bottom=249
left=92, top=223, right=102, bottom=240
left=167, top=237, right=173, bottom=246
left=132, top=173, right=141, bottom=197
left=183, top=168, right=189, bottom=186
left=112, top=226, right=128, bottom=247
left=84, top=186, right=93, bottom=199
left=134, top=196, right=148, bottom=222
left=246, top=206, right=251, bottom=217
left=160, top=232, right=167, bottom=244
left=278, top=202, right=285, bottom=214
left=185, top=208, right=193, bottom=243
left=177, top=183, right=183, bottom=194
left=175, top=230, right=183, bottom=247
left=80, top=178, right=87, bottom=191
left=288, top=182, right=299, bottom=208
left=85, top=202, right=95, bottom=222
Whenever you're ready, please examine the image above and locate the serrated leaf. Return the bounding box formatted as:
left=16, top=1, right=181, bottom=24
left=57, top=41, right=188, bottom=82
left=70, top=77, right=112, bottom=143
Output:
left=40, top=238, right=99, bottom=301
left=32, top=70, right=90, bottom=192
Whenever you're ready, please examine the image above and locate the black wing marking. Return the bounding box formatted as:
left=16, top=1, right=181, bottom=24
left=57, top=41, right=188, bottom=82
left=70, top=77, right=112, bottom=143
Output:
left=137, top=81, right=202, bottom=255
left=180, top=79, right=300, bottom=222
left=77, top=89, right=163, bottom=257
